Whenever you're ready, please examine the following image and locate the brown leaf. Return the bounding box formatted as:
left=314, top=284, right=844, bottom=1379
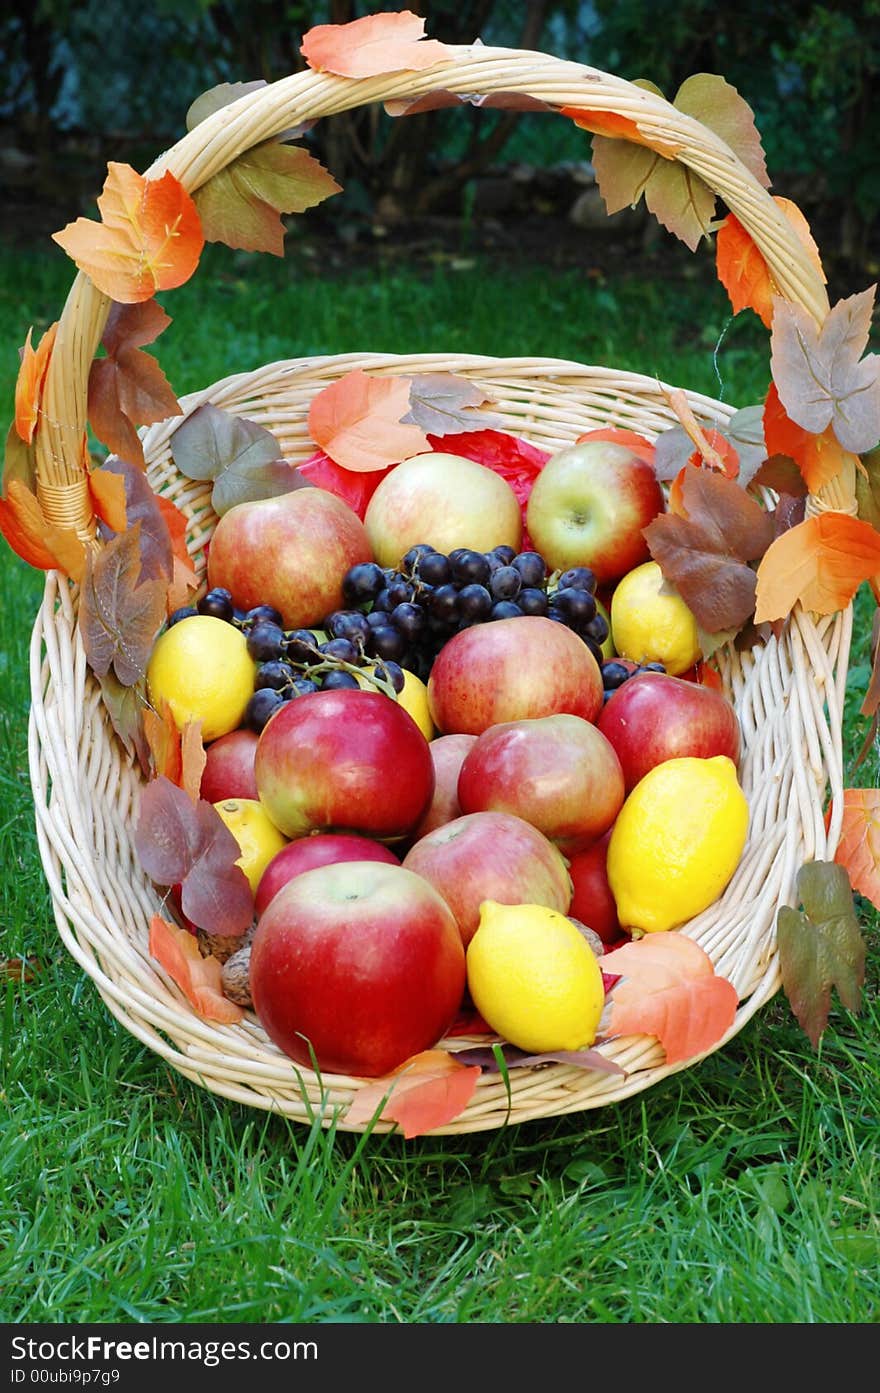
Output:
left=777, top=861, right=865, bottom=1049
left=193, top=141, right=341, bottom=257
left=96, top=670, right=151, bottom=774
left=79, top=524, right=168, bottom=686
left=402, top=373, right=501, bottom=435
left=87, top=301, right=181, bottom=466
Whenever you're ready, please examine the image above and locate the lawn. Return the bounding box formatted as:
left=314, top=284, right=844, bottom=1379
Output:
left=1, top=231, right=878, bottom=1326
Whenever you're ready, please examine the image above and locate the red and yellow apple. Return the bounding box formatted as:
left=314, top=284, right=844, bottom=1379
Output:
left=411, top=733, right=478, bottom=839
left=250, top=859, right=466, bottom=1077
left=254, top=832, right=400, bottom=918
left=199, top=728, right=260, bottom=803
left=567, top=830, right=626, bottom=946
left=597, top=670, right=741, bottom=792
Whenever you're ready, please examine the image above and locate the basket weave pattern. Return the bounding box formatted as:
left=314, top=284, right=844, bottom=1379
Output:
left=28, top=49, right=852, bottom=1132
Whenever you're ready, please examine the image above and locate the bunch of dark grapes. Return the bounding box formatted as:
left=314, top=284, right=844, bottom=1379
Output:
left=335, top=543, right=612, bottom=683
left=166, top=587, right=405, bottom=733
left=600, top=658, right=667, bottom=704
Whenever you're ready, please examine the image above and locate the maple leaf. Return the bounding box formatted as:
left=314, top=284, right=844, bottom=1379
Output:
left=0, top=477, right=87, bottom=580
left=385, top=89, right=552, bottom=118
left=149, top=914, right=245, bottom=1025
left=600, top=934, right=738, bottom=1065
left=87, top=301, right=181, bottom=467
left=769, top=288, right=880, bottom=455
left=308, top=370, right=429, bottom=473
left=662, top=387, right=739, bottom=477
left=833, top=789, right=880, bottom=911
left=192, top=141, right=341, bottom=257
left=79, top=524, right=167, bottom=686
left=300, top=11, right=451, bottom=78
left=452, top=1043, right=625, bottom=1077
left=402, top=374, right=502, bottom=435
left=144, top=695, right=183, bottom=786
left=644, top=466, right=775, bottom=632
left=52, top=163, right=204, bottom=304
left=343, top=1049, right=481, bottom=1139
left=762, top=381, right=854, bottom=496
left=777, top=861, right=865, bottom=1049
left=14, top=322, right=58, bottom=444
left=169, top=402, right=310, bottom=515
left=153, top=493, right=198, bottom=613
left=716, top=198, right=825, bottom=329
left=753, top=512, right=880, bottom=624
left=134, top=776, right=253, bottom=937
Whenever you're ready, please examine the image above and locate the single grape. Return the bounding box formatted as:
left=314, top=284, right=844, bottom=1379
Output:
left=583, top=636, right=605, bottom=667
left=198, top=587, right=235, bottom=623
left=518, top=587, right=549, bottom=616
left=285, top=629, right=321, bottom=664
left=428, top=584, right=460, bottom=625
left=366, top=625, right=408, bottom=662
left=326, top=610, right=371, bottom=646
left=366, top=609, right=391, bottom=630
left=167, top=604, right=199, bottom=628
left=490, top=565, right=523, bottom=600
left=254, top=660, right=295, bottom=692
left=557, top=566, right=597, bottom=594
left=320, top=670, right=361, bottom=691
left=601, top=660, right=634, bottom=690
left=401, top=543, right=436, bottom=576
left=491, top=600, right=523, bottom=621
left=417, top=552, right=452, bottom=587
left=319, top=636, right=360, bottom=665
left=385, top=577, right=415, bottom=608
left=512, top=551, right=547, bottom=587
left=450, top=549, right=492, bottom=586
left=291, top=676, right=320, bottom=698
left=582, top=611, right=610, bottom=645
left=373, top=660, right=406, bottom=694
left=457, top=583, right=493, bottom=622
left=244, top=602, right=283, bottom=627
left=492, top=544, right=517, bottom=565
left=390, top=601, right=427, bottom=641
left=246, top=620, right=285, bottom=663
left=640, top=661, right=667, bottom=673
left=244, top=688, right=285, bottom=732
left=552, top=586, right=597, bottom=625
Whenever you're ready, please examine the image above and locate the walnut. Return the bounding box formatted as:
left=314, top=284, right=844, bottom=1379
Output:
left=221, top=941, right=254, bottom=1009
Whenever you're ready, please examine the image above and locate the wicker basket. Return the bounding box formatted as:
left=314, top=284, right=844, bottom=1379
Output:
left=27, top=44, right=852, bottom=1134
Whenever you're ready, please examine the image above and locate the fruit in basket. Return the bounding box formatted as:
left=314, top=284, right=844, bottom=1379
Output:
left=212, top=797, right=288, bottom=896
left=610, top=560, right=701, bottom=676
left=466, top=900, right=605, bottom=1053
left=597, top=669, right=741, bottom=792
left=199, top=728, right=260, bottom=802
left=205, top=487, right=373, bottom=630
left=457, top=713, right=625, bottom=854
left=254, top=832, right=400, bottom=918
left=402, top=810, right=572, bottom=947
left=427, top=614, right=603, bottom=735
left=607, top=755, right=749, bottom=933
left=146, top=614, right=256, bottom=741
left=254, top=687, right=434, bottom=841
left=363, top=452, right=522, bottom=569
left=566, top=831, right=625, bottom=946
left=412, top=733, right=477, bottom=838
left=249, top=859, right=466, bottom=1077
left=525, top=440, right=664, bottom=584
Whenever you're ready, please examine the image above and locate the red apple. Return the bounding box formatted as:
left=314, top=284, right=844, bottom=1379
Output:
left=363, top=451, right=522, bottom=569
left=206, top=486, right=373, bottom=629
left=457, top=713, right=625, bottom=854
left=427, top=615, right=603, bottom=736
left=525, top=440, right=664, bottom=584
left=199, top=728, right=260, bottom=803
left=254, top=832, right=400, bottom=918
left=597, top=670, right=741, bottom=792
left=254, top=688, right=434, bottom=841
left=250, top=859, right=466, bottom=1077
left=567, top=830, right=626, bottom=946
left=402, top=810, right=572, bottom=947
left=411, top=733, right=478, bottom=839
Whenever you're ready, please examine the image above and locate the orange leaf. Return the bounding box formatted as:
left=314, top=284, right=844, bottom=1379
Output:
left=561, top=105, right=682, bottom=159
left=0, top=478, right=87, bottom=580
left=663, top=387, right=738, bottom=477
left=833, top=788, right=880, bottom=912
left=716, top=199, right=825, bottom=329
left=144, top=696, right=183, bottom=785
left=148, top=913, right=244, bottom=1024
left=575, top=426, right=656, bottom=466
left=53, top=163, right=204, bottom=305
left=301, top=11, right=451, bottom=79
left=343, top=1048, right=481, bottom=1138
left=154, top=494, right=198, bottom=611
left=601, top=934, right=738, bottom=1065
left=762, top=382, right=853, bottom=496
left=88, top=465, right=128, bottom=533
left=753, top=512, right=880, bottom=623
left=307, top=369, right=429, bottom=473
left=14, top=323, right=58, bottom=444
left=181, top=720, right=207, bottom=804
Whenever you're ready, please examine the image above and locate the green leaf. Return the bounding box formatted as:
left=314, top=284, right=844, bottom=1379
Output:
left=193, top=141, right=342, bottom=256
left=854, top=443, right=880, bottom=531
left=776, top=861, right=866, bottom=1049
left=169, top=403, right=312, bottom=516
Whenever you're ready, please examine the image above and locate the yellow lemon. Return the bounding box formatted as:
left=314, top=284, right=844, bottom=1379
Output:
left=606, top=755, right=749, bottom=934
left=610, top=561, right=701, bottom=675
left=466, top=900, right=605, bottom=1053
left=213, top=798, right=288, bottom=896
left=147, top=615, right=256, bottom=742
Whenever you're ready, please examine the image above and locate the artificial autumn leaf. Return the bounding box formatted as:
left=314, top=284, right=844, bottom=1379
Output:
left=0, top=478, right=87, bottom=580
left=762, top=380, right=854, bottom=496
left=134, top=776, right=253, bottom=936
left=776, top=860, right=865, bottom=1049
left=751, top=452, right=809, bottom=499
left=832, top=789, right=880, bottom=911
left=181, top=721, right=207, bottom=805
left=753, top=512, right=880, bottom=624
left=301, top=11, right=450, bottom=79
left=575, top=426, right=656, bottom=466
left=644, top=466, right=775, bottom=632
left=153, top=493, right=199, bottom=612
left=562, top=100, right=683, bottom=157
left=193, top=140, right=341, bottom=257
left=662, top=387, right=739, bottom=477
left=4, top=421, right=37, bottom=497
left=716, top=198, right=825, bottom=328
left=96, top=670, right=151, bottom=775
left=343, top=1048, right=481, bottom=1139
left=93, top=455, right=173, bottom=583
left=148, top=914, right=245, bottom=1025
left=402, top=374, right=502, bottom=435
left=297, top=448, right=393, bottom=519
left=385, top=89, right=552, bottom=118
left=87, top=301, right=181, bottom=466
left=453, top=1043, right=625, bottom=1077
left=88, top=464, right=128, bottom=534
left=169, top=402, right=309, bottom=515
left=53, top=163, right=204, bottom=305
left=854, top=443, right=880, bottom=534
left=601, top=933, right=738, bottom=1065
left=79, top=524, right=167, bottom=686
left=770, top=288, right=880, bottom=455
left=144, top=696, right=182, bottom=786
left=308, top=370, right=429, bottom=473
left=14, top=322, right=58, bottom=444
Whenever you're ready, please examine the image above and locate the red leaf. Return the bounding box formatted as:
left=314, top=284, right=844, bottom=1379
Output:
left=53, top=163, right=204, bottom=304
left=343, top=1048, right=481, bottom=1138
left=753, top=512, right=880, bottom=624
left=762, top=381, right=854, bottom=496
left=301, top=11, right=451, bottom=78
left=425, top=428, right=550, bottom=511
left=297, top=448, right=393, bottom=519
left=149, top=914, right=245, bottom=1024
left=14, top=322, right=58, bottom=444
left=87, top=301, right=181, bottom=467
left=601, top=934, right=738, bottom=1065
left=833, top=789, right=880, bottom=912
left=307, top=370, right=429, bottom=472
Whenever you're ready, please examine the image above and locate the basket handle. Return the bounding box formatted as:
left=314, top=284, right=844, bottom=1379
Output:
left=36, top=46, right=849, bottom=533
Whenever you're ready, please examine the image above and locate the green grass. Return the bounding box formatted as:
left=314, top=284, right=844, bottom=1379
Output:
left=1, top=236, right=878, bottom=1326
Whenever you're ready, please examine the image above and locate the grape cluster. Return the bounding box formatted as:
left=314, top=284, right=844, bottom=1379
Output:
left=334, top=543, right=611, bottom=682
left=600, top=658, right=667, bottom=704
left=167, top=589, right=404, bottom=733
